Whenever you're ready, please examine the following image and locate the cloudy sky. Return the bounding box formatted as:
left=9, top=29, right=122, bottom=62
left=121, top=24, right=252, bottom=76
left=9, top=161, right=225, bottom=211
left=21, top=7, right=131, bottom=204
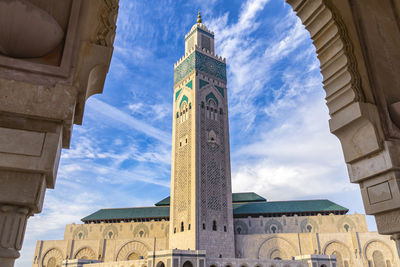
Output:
left=17, top=0, right=377, bottom=265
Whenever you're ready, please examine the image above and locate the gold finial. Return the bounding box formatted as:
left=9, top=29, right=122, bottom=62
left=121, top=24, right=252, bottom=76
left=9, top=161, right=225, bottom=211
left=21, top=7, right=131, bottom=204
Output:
left=197, top=11, right=202, bottom=23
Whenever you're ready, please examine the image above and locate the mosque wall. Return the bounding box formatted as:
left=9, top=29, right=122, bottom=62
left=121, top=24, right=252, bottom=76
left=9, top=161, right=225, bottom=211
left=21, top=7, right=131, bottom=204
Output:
left=235, top=231, right=399, bottom=267
left=33, top=214, right=399, bottom=267
left=33, top=221, right=170, bottom=267
left=233, top=214, right=368, bottom=235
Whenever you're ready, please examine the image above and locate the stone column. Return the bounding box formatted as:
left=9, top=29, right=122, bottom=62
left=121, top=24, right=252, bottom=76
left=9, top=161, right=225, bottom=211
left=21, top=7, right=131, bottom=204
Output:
left=0, top=0, right=119, bottom=266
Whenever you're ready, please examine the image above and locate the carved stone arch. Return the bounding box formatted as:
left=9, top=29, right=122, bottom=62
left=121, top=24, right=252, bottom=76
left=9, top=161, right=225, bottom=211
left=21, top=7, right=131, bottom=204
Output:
left=74, top=247, right=96, bottom=260
left=258, top=236, right=298, bottom=260
left=364, top=240, right=394, bottom=263
left=300, top=218, right=319, bottom=233
left=72, top=225, right=88, bottom=240
left=268, top=248, right=287, bottom=260
left=336, top=216, right=356, bottom=232
left=323, top=240, right=352, bottom=266
left=264, top=219, right=284, bottom=233
left=234, top=220, right=248, bottom=234
left=41, top=248, right=63, bottom=267
left=102, top=224, right=118, bottom=239
left=116, top=240, right=150, bottom=261
left=133, top=224, right=150, bottom=238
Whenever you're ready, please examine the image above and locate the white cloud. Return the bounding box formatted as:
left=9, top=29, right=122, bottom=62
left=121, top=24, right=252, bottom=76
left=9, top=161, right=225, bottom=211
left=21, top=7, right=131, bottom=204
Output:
left=87, top=98, right=171, bottom=144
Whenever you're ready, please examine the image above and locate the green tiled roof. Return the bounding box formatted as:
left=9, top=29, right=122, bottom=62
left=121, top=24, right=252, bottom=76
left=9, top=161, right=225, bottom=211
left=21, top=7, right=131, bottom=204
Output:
left=232, top=192, right=266, bottom=203
left=154, top=192, right=265, bottom=206
left=82, top=195, right=347, bottom=222
left=155, top=196, right=170, bottom=206
left=232, top=199, right=348, bottom=216
left=81, top=206, right=169, bottom=222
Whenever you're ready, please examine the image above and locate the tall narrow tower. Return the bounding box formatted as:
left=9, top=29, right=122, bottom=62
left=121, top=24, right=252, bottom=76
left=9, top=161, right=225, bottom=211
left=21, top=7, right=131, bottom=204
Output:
left=169, top=13, right=235, bottom=258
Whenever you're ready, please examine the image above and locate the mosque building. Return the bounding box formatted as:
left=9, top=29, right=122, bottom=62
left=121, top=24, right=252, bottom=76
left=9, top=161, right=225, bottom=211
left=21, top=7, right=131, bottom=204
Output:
left=32, top=13, right=399, bottom=267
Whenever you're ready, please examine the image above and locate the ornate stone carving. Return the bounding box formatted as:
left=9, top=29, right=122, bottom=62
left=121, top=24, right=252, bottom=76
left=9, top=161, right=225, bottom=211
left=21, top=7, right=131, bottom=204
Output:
left=174, top=51, right=226, bottom=86
left=364, top=240, right=394, bottom=262
left=116, top=241, right=149, bottom=261
left=102, top=225, right=118, bottom=239
left=41, top=248, right=63, bottom=267
left=0, top=205, right=30, bottom=259
left=264, top=219, right=284, bottom=234
left=72, top=225, right=88, bottom=240
left=95, top=0, right=118, bottom=47
left=258, top=237, right=298, bottom=260
left=133, top=224, right=149, bottom=238
left=300, top=218, right=319, bottom=233
left=234, top=221, right=249, bottom=235
left=74, top=247, right=96, bottom=260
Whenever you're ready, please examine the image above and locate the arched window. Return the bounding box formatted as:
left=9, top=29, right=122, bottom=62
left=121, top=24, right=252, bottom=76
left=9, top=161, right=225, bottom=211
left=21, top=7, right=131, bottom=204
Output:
left=224, top=226, right=227, bottom=232
left=174, top=227, right=176, bottom=233
left=201, top=102, right=204, bottom=108
left=271, top=226, right=277, bottom=233
left=307, top=225, right=312, bottom=232
left=181, top=222, right=184, bottom=232
left=344, top=224, right=349, bottom=232
left=212, top=220, right=217, bottom=231
left=203, top=223, right=206, bottom=230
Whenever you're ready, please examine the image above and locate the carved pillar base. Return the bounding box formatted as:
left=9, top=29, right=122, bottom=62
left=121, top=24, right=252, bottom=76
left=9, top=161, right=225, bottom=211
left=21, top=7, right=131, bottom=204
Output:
left=0, top=205, right=31, bottom=267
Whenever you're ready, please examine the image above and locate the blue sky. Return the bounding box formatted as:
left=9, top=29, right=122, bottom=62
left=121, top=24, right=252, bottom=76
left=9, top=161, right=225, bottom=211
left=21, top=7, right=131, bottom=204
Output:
left=17, top=0, right=376, bottom=265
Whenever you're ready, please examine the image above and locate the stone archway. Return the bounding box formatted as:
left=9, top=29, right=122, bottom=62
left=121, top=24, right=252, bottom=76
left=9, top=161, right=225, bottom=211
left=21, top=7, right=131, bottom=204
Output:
left=284, top=0, right=400, bottom=250
left=323, top=240, right=352, bottom=267
left=116, top=241, right=150, bottom=261
left=156, top=261, right=166, bottom=267
left=364, top=240, right=394, bottom=266
left=41, top=248, right=63, bottom=267
left=258, top=236, right=298, bottom=260
left=74, top=247, right=96, bottom=260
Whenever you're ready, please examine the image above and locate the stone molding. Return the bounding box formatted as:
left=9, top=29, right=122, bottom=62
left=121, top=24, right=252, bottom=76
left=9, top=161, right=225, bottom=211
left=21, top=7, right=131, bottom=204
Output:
left=286, top=0, right=400, bottom=241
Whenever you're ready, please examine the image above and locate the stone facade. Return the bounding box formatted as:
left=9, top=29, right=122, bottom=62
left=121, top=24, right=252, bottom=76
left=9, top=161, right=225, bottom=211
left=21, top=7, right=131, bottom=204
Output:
left=33, top=213, right=399, bottom=267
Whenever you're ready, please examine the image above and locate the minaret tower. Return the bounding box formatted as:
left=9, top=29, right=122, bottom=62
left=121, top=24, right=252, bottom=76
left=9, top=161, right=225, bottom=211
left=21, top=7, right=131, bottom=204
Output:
left=169, top=12, right=235, bottom=258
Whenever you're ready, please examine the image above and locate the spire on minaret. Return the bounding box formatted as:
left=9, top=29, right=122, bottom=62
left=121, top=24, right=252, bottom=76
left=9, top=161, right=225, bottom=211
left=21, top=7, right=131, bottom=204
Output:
left=197, top=11, right=202, bottom=23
